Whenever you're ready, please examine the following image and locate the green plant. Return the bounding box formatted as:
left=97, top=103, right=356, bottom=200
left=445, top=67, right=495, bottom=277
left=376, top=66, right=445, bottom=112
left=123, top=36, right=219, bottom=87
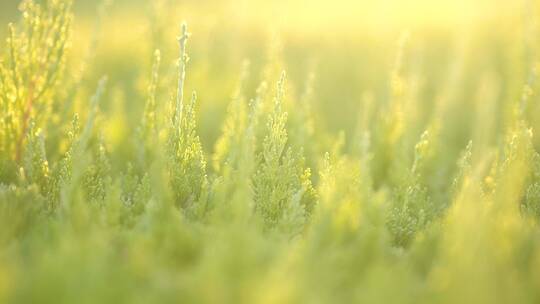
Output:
left=167, top=23, right=207, bottom=215
left=252, top=72, right=316, bottom=235
left=2, top=1, right=540, bottom=303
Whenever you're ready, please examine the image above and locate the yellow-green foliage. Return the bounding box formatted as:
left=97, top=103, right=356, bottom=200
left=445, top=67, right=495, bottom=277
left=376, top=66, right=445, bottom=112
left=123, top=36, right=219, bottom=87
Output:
left=252, top=72, right=316, bottom=234
left=3, top=0, right=540, bottom=303
left=0, top=0, right=71, bottom=182
left=167, top=24, right=207, bottom=215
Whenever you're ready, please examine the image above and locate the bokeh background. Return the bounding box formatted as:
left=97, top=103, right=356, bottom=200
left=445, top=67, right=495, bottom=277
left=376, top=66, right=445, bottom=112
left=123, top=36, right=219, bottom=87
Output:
left=1, top=0, right=533, bottom=155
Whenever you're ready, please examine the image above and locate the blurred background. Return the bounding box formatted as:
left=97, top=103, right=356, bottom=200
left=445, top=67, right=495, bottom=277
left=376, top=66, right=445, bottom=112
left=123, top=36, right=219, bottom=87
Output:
left=0, top=0, right=537, bottom=155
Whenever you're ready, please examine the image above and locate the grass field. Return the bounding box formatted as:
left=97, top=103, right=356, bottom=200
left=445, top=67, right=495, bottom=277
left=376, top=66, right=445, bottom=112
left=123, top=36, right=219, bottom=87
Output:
left=2, top=0, right=540, bottom=303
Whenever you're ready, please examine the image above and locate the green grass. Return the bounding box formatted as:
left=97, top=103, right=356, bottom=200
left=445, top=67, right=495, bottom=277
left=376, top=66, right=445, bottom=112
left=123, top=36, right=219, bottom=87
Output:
left=2, top=0, right=540, bottom=303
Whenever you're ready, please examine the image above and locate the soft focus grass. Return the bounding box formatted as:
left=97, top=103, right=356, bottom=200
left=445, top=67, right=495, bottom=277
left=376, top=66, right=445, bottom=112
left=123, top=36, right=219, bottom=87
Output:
left=2, top=0, right=540, bottom=303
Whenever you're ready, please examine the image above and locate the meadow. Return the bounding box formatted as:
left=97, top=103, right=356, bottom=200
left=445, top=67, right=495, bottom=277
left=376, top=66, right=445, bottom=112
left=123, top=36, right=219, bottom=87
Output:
left=1, top=0, right=540, bottom=303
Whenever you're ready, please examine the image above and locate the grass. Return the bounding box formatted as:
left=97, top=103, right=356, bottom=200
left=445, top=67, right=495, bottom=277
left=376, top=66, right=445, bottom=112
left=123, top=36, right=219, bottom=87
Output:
left=1, top=0, right=540, bottom=303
